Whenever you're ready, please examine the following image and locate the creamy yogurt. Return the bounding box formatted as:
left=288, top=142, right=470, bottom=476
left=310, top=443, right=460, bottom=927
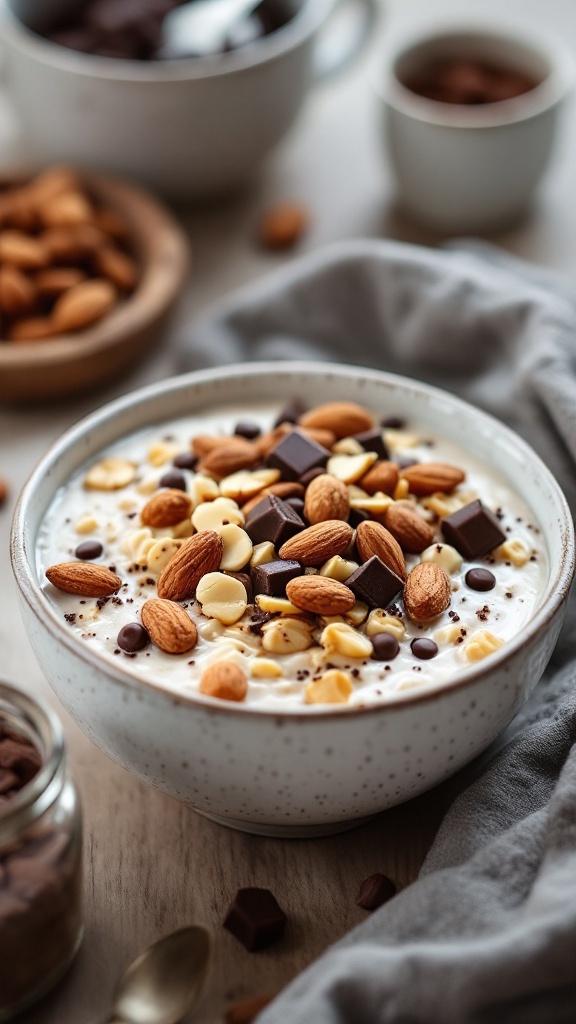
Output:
left=36, top=402, right=546, bottom=709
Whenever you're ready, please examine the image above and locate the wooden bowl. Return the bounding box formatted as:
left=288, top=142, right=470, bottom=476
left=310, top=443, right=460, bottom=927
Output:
left=0, top=170, right=190, bottom=403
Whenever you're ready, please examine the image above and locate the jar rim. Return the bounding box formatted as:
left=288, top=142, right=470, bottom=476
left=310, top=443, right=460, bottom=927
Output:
left=0, top=679, right=65, bottom=835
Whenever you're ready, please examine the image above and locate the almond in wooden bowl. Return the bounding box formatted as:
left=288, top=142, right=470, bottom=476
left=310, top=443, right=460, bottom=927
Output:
left=0, top=167, right=189, bottom=403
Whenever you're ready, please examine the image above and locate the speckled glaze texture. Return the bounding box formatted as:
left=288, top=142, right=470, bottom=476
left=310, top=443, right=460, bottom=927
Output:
left=11, top=364, right=575, bottom=836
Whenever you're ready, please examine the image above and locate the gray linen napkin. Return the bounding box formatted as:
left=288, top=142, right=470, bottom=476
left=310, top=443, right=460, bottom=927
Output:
left=181, top=239, right=576, bottom=1023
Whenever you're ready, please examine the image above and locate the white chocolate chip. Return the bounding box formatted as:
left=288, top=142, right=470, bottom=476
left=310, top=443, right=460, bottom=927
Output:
left=137, top=473, right=161, bottom=496
left=327, top=452, right=378, bottom=484
left=196, top=572, right=248, bottom=626
left=261, top=617, right=313, bottom=654
left=84, top=457, right=136, bottom=491
left=219, top=523, right=253, bottom=571
left=121, top=527, right=155, bottom=565
left=320, top=622, right=372, bottom=659
left=256, top=595, right=303, bottom=615
left=495, top=538, right=531, bottom=567
left=344, top=600, right=369, bottom=627
left=420, top=542, right=463, bottom=574
left=319, top=555, right=359, bottom=582
left=147, top=441, right=178, bottom=466
left=74, top=515, right=99, bottom=534
left=192, top=496, right=244, bottom=532
left=463, top=630, right=504, bottom=662
left=365, top=611, right=405, bottom=641
left=146, top=537, right=184, bottom=574
left=251, top=658, right=284, bottom=679
left=434, top=623, right=466, bottom=646
left=384, top=429, right=420, bottom=451
left=250, top=541, right=276, bottom=568
left=331, top=437, right=365, bottom=455
left=305, top=670, right=352, bottom=704
left=189, top=474, right=220, bottom=508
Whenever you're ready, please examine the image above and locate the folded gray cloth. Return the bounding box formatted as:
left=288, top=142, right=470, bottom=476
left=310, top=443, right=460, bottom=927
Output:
left=181, top=239, right=576, bottom=1023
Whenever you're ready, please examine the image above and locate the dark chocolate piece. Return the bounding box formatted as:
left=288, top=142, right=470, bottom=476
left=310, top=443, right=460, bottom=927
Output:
left=411, top=638, right=438, bottom=660
left=347, top=556, right=403, bottom=609
left=223, top=887, right=287, bottom=951
left=117, top=622, right=150, bottom=653
left=173, top=452, right=198, bottom=471
left=245, top=494, right=304, bottom=547
left=381, top=416, right=405, bottom=429
left=234, top=421, right=261, bottom=440
left=356, top=873, right=396, bottom=911
left=159, top=469, right=187, bottom=491
left=353, top=429, right=389, bottom=461
left=299, top=466, right=325, bottom=487
left=465, top=567, right=496, bottom=592
left=74, top=540, right=103, bottom=560
left=266, top=429, right=329, bottom=482
left=285, top=497, right=305, bottom=517
left=370, top=633, right=399, bottom=661
left=273, top=398, right=307, bottom=427
left=348, top=507, right=370, bottom=529
left=442, top=500, right=506, bottom=560
left=251, top=560, right=303, bottom=597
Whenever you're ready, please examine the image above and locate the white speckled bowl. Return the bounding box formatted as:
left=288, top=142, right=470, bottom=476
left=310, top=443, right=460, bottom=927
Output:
left=10, top=363, right=575, bottom=836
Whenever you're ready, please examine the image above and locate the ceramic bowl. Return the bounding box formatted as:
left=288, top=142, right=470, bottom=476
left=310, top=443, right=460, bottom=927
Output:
left=10, top=363, right=575, bottom=836
left=0, top=169, right=189, bottom=403
left=375, top=20, right=575, bottom=233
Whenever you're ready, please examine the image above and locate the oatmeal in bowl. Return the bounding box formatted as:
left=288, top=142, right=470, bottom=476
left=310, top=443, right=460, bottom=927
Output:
left=11, top=364, right=574, bottom=835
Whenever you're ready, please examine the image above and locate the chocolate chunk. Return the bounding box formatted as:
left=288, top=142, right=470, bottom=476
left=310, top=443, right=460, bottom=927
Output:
left=223, top=887, right=287, bottom=951
left=353, top=429, right=389, bottom=461
left=266, top=429, right=329, bottom=482
left=465, top=567, right=496, bottom=592
left=225, top=572, right=253, bottom=602
left=348, top=507, right=370, bottom=528
left=173, top=452, right=198, bottom=471
left=117, top=622, right=150, bottom=653
left=370, top=633, right=399, bottom=661
left=381, top=416, right=405, bottom=429
left=234, top=421, right=261, bottom=440
left=159, top=469, right=187, bottom=491
left=411, top=638, right=438, bottom=660
left=300, top=466, right=325, bottom=487
left=251, top=560, right=303, bottom=597
left=285, top=497, right=305, bottom=517
left=347, top=556, right=404, bottom=608
left=74, top=540, right=103, bottom=560
left=442, top=500, right=506, bottom=560
left=356, top=873, right=396, bottom=911
left=245, top=494, right=304, bottom=547
left=273, top=398, right=307, bottom=427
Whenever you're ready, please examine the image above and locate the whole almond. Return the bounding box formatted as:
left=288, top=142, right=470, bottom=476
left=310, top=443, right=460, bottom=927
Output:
left=278, top=520, right=353, bottom=565
left=360, top=460, right=399, bottom=496
left=96, top=246, right=139, bottom=291
left=384, top=503, right=434, bottom=554
left=157, top=530, right=223, bottom=601
left=140, top=489, right=193, bottom=528
left=9, top=317, right=60, bottom=342
left=53, top=279, right=117, bottom=332
left=141, top=598, right=198, bottom=654
left=35, top=267, right=87, bottom=298
left=304, top=474, right=349, bottom=525
left=0, top=230, right=49, bottom=270
left=40, top=191, right=93, bottom=228
left=192, top=434, right=236, bottom=457
left=46, top=562, right=121, bottom=597
left=41, top=224, right=106, bottom=264
left=400, top=462, right=465, bottom=496
left=356, top=520, right=406, bottom=580
left=0, top=265, right=37, bottom=315
left=286, top=575, right=355, bottom=615
left=199, top=662, right=248, bottom=702
left=199, top=440, right=260, bottom=479
left=29, top=166, right=82, bottom=205
left=404, top=562, right=451, bottom=622
left=299, top=402, right=374, bottom=439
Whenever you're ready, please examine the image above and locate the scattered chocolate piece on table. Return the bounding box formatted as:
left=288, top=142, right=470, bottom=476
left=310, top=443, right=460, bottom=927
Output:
left=356, top=873, right=397, bottom=911
left=223, top=887, right=287, bottom=951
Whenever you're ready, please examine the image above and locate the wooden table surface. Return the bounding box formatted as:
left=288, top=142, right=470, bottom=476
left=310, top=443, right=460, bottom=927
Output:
left=1, top=0, right=575, bottom=1020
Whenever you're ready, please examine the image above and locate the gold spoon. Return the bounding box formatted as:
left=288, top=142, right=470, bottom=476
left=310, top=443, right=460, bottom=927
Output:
left=104, top=925, right=211, bottom=1024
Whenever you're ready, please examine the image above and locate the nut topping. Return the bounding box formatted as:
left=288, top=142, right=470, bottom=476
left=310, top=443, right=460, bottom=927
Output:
left=141, top=598, right=198, bottom=654
left=286, top=576, right=356, bottom=616
left=157, top=530, right=223, bottom=601
left=278, top=520, right=353, bottom=565
left=46, top=562, right=121, bottom=597
left=403, top=562, right=451, bottom=622
left=303, top=474, right=349, bottom=525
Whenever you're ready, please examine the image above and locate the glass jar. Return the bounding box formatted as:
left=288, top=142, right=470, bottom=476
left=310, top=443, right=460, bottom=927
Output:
left=0, top=680, right=83, bottom=1021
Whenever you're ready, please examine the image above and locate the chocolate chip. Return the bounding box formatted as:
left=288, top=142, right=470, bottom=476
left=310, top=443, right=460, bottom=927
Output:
left=442, top=500, right=506, bottom=560
left=273, top=399, right=307, bottom=427
left=348, top=507, right=370, bottom=528
left=381, top=416, right=405, bottom=429
left=299, top=466, right=325, bottom=487
left=356, top=873, right=396, bottom=911
left=223, top=887, right=287, bottom=951
left=411, top=638, right=438, bottom=660
left=234, top=421, right=261, bottom=440
left=117, top=622, right=150, bottom=653
left=285, top=497, right=305, bottom=516
left=159, top=469, right=187, bottom=491
left=266, top=429, right=329, bottom=482
left=74, top=540, right=103, bottom=560
left=353, top=429, right=389, bottom=461
left=251, top=559, right=303, bottom=597
left=347, top=556, right=404, bottom=609
left=370, top=633, right=399, bottom=661
left=245, top=494, right=304, bottom=547
left=465, top=567, right=496, bottom=592
left=173, top=452, right=198, bottom=471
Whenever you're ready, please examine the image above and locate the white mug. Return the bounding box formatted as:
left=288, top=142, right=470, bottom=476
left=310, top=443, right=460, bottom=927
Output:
left=0, top=0, right=376, bottom=199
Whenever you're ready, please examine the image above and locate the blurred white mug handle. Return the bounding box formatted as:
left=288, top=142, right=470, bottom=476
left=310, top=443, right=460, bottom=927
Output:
left=313, top=0, right=381, bottom=81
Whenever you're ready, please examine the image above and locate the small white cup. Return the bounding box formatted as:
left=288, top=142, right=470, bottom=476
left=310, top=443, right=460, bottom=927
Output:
left=376, top=21, right=575, bottom=233
left=0, top=0, right=375, bottom=199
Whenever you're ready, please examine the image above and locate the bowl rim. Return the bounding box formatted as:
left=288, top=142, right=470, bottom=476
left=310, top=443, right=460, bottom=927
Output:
left=0, top=168, right=189, bottom=377
left=374, top=19, right=576, bottom=130
left=0, top=0, right=333, bottom=82
left=10, top=360, right=576, bottom=719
